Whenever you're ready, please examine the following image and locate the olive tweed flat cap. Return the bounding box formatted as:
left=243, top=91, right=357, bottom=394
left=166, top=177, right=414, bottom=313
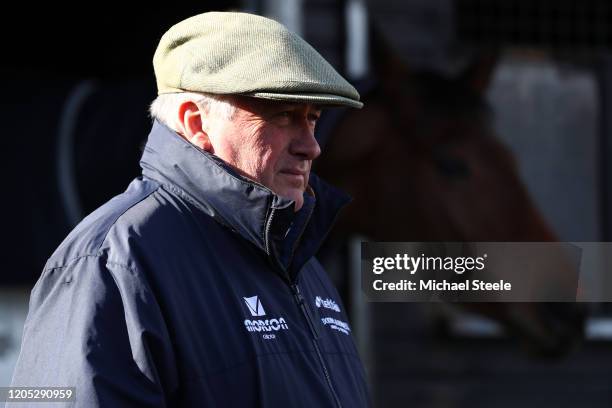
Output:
left=153, top=11, right=362, bottom=108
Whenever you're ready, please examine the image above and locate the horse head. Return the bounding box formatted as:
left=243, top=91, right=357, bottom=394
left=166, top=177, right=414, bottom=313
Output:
left=315, top=32, right=585, bottom=358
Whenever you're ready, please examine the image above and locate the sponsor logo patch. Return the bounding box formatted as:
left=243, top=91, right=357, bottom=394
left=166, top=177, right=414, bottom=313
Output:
left=243, top=295, right=289, bottom=339
left=315, top=296, right=341, bottom=313
left=243, top=295, right=266, bottom=317
left=321, top=317, right=351, bottom=335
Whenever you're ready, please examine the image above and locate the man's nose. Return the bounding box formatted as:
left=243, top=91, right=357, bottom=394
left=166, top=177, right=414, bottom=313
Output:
left=291, top=125, right=321, bottom=160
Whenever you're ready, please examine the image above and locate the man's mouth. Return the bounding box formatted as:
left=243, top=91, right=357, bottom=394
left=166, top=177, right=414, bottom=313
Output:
left=279, top=169, right=307, bottom=186
left=281, top=169, right=307, bottom=176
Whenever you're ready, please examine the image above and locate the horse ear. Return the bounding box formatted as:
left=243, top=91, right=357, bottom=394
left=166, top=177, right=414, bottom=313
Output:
left=369, top=24, right=411, bottom=84
left=461, top=51, right=499, bottom=96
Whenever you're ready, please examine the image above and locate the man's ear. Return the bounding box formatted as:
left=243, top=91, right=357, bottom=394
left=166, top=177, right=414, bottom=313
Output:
left=177, top=101, right=214, bottom=152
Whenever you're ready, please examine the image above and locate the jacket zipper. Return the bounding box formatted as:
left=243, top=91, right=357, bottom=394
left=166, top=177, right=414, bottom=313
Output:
left=286, top=202, right=315, bottom=268
left=291, top=283, right=343, bottom=408
left=265, top=206, right=343, bottom=408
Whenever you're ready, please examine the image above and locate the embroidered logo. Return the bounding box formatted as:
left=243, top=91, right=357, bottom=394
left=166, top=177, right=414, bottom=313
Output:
left=314, top=296, right=341, bottom=313
left=243, top=295, right=266, bottom=317
left=243, top=295, right=289, bottom=339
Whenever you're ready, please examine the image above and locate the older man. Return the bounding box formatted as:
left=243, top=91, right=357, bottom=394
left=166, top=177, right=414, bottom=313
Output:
left=9, top=11, right=369, bottom=408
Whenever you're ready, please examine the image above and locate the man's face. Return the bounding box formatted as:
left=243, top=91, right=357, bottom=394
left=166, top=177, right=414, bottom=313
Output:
left=204, top=97, right=322, bottom=211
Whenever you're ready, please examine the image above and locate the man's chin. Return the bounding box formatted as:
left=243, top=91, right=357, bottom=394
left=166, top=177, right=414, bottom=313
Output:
left=276, top=188, right=305, bottom=212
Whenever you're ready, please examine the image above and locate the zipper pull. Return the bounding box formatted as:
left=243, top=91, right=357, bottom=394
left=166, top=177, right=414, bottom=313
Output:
left=292, top=283, right=320, bottom=339
left=291, top=284, right=304, bottom=303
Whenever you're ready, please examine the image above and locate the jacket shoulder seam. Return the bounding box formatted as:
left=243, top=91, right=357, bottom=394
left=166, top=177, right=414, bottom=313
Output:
left=95, top=182, right=162, bottom=253
left=45, top=181, right=161, bottom=272
left=43, top=253, right=104, bottom=272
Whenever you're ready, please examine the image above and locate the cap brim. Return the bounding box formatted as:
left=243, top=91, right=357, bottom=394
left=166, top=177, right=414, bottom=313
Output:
left=244, top=91, right=363, bottom=109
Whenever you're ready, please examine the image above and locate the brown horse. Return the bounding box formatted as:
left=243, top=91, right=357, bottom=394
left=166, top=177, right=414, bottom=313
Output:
left=315, top=41, right=584, bottom=358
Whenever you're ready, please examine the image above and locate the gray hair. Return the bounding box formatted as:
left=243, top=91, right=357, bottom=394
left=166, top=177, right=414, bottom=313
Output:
left=149, top=92, right=236, bottom=131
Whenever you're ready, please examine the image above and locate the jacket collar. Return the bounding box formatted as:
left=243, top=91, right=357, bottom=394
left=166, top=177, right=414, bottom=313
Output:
left=139, top=120, right=350, bottom=280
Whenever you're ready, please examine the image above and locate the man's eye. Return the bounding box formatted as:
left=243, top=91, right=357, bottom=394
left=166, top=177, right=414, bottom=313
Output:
left=278, top=111, right=292, bottom=118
